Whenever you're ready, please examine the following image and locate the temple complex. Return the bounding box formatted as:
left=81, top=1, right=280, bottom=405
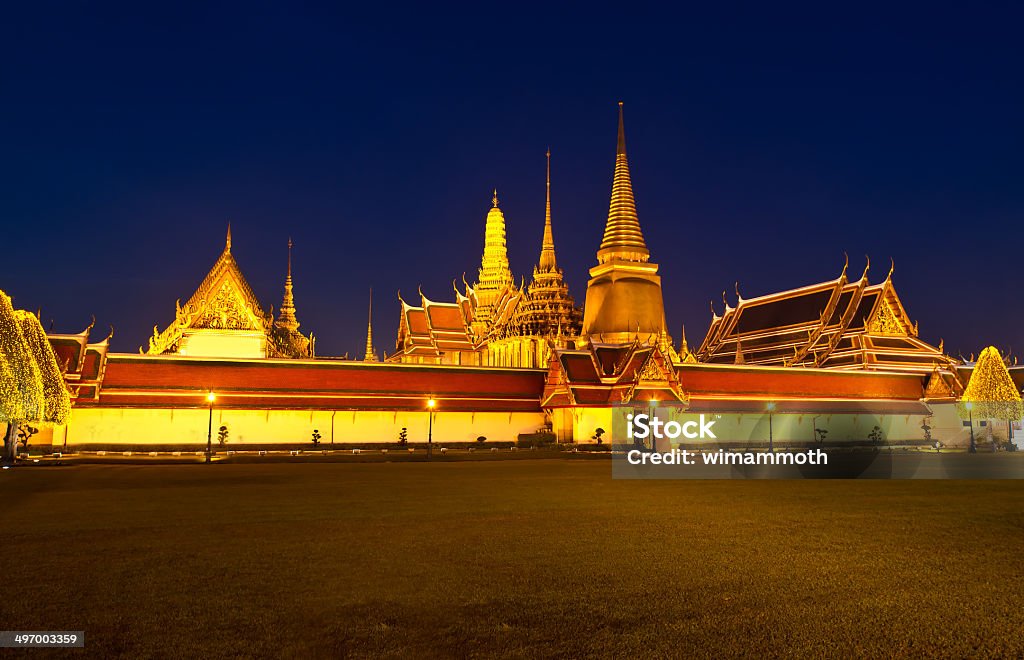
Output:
left=21, top=102, right=1016, bottom=451
left=145, top=228, right=312, bottom=359
left=389, top=151, right=583, bottom=368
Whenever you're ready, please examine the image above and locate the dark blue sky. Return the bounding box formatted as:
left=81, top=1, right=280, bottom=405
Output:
left=2, top=3, right=1021, bottom=359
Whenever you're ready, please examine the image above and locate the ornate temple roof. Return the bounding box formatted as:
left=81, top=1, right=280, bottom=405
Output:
left=542, top=341, right=684, bottom=407
left=697, top=258, right=957, bottom=376
left=147, top=227, right=311, bottom=358
left=393, top=287, right=478, bottom=359
left=47, top=318, right=111, bottom=402
left=147, top=226, right=270, bottom=355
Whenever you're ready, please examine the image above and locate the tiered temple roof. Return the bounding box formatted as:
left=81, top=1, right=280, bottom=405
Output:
left=542, top=341, right=684, bottom=407
left=696, top=258, right=956, bottom=375
left=507, top=150, right=583, bottom=341
left=393, top=287, right=478, bottom=360
left=47, top=318, right=111, bottom=402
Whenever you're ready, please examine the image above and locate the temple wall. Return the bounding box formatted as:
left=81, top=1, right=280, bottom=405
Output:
left=558, top=402, right=978, bottom=447
left=63, top=407, right=546, bottom=447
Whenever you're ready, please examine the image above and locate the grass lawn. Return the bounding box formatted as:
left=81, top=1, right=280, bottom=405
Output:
left=2, top=460, right=1023, bottom=658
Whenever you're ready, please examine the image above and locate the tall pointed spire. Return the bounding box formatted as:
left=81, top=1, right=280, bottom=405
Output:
left=581, top=102, right=667, bottom=346
left=364, top=287, right=377, bottom=362
left=473, top=189, right=515, bottom=330
left=597, top=102, right=649, bottom=264
left=225, top=222, right=232, bottom=253
left=538, top=149, right=557, bottom=272
left=278, top=237, right=299, bottom=331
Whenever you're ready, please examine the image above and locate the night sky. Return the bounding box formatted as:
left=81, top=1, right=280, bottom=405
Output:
left=2, top=3, right=1021, bottom=360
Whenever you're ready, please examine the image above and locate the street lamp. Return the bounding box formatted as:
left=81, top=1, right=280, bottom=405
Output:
left=649, top=398, right=657, bottom=451
left=427, top=398, right=436, bottom=458
left=766, top=402, right=776, bottom=453
left=205, top=391, right=216, bottom=463
left=965, top=401, right=976, bottom=454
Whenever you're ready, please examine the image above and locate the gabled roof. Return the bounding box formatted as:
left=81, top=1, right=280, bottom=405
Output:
left=697, top=259, right=953, bottom=375
left=147, top=229, right=270, bottom=355
left=542, top=341, right=685, bottom=407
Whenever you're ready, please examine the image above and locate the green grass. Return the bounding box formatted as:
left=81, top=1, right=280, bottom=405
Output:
left=2, top=460, right=1023, bottom=658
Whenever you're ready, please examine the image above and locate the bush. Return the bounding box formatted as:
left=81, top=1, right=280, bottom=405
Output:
left=516, top=432, right=556, bottom=448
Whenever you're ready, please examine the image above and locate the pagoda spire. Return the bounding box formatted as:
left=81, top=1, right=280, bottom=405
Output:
left=538, top=149, right=557, bottom=272
left=278, top=237, right=299, bottom=331
left=364, top=287, right=377, bottom=362
left=225, top=222, right=232, bottom=253
left=472, top=188, right=515, bottom=331
left=597, top=102, right=649, bottom=264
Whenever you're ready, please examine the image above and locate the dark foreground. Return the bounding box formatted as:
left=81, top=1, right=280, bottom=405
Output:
left=1, top=461, right=1022, bottom=658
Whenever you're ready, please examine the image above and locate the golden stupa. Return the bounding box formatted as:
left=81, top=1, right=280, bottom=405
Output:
left=581, top=102, right=668, bottom=346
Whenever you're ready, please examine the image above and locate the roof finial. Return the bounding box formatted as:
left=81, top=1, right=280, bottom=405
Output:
left=492, top=189, right=499, bottom=208
left=617, top=101, right=626, bottom=156
left=226, top=222, right=232, bottom=252
left=287, top=237, right=293, bottom=279
left=842, top=252, right=849, bottom=278
left=597, top=101, right=649, bottom=264
left=887, top=257, right=894, bottom=281
left=538, top=149, right=557, bottom=271
left=364, top=287, right=377, bottom=362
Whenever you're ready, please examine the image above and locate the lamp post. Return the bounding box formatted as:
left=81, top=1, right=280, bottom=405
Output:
left=965, top=401, right=976, bottom=454
left=205, top=391, right=216, bottom=463
left=767, top=402, right=776, bottom=453
left=649, top=398, right=657, bottom=452
left=427, top=398, right=436, bottom=459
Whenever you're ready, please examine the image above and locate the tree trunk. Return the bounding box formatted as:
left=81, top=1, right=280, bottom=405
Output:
left=3, top=422, right=17, bottom=464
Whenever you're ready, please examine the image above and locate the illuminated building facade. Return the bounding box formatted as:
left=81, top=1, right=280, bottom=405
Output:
left=24, top=102, right=1016, bottom=450
left=145, top=227, right=312, bottom=359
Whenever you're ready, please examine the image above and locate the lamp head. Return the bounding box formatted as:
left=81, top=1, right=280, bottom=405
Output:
left=766, top=402, right=776, bottom=412
left=427, top=398, right=436, bottom=409
left=206, top=392, right=216, bottom=403
left=965, top=401, right=973, bottom=411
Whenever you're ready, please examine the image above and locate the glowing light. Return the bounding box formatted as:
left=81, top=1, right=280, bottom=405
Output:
left=206, top=392, right=216, bottom=403
left=766, top=402, right=777, bottom=412
left=427, top=398, right=436, bottom=409
left=959, top=347, right=1022, bottom=421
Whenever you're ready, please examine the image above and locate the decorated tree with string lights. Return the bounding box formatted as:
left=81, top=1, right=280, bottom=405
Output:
left=16, top=310, right=71, bottom=427
left=959, top=346, right=1023, bottom=448
left=0, top=291, right=44, bottom=461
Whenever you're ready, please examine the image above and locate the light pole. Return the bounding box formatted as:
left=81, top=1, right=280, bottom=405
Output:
left=427, top=398, right=436, bottom=458
left=965, top=401, right=976, bottom=453
left=649, top=398, right=657, bottom=452
left=205, top=391, right=216, bottom=463
left=767, top=402, right=776, bottom=453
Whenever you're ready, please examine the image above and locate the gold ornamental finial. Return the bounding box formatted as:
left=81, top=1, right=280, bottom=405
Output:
left=226, top=222, right=232, bottom=252
left=538, top=148, right=557, bottom=272
left=492, top=189, right=499, bottom=208
left=364, top=287, right=377, bottom=362
left=278, top=237, right=298, bottom=330
left=596, top=101, right=649, bottom=264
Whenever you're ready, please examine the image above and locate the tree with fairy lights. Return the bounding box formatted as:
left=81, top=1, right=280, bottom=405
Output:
left=958, top=346, right=1023, bottom=451
left=16, top=310, right=71, bottom=427
left=0, top=292, right=44, bottom=462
